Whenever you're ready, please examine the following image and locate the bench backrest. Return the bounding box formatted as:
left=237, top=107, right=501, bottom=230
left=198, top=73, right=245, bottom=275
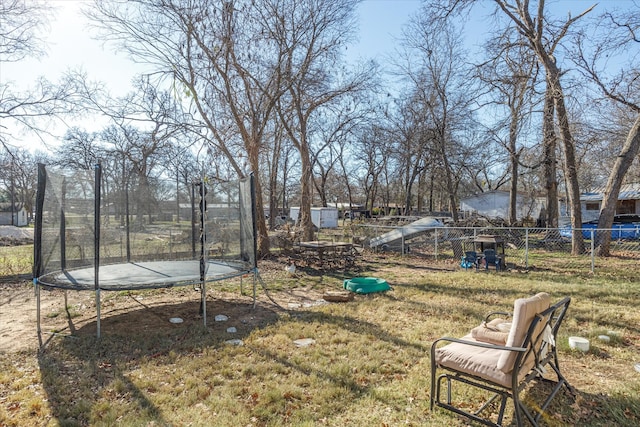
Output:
left=497, top=292, right=551, bottom=373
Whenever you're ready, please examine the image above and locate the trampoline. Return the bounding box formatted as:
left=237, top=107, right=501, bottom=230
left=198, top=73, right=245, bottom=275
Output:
left=37, top=260, right=250, bottom=290
left=33, top=163, right=258, bottom=338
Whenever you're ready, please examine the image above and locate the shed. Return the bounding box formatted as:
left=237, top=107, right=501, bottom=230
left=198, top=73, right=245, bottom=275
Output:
left=289, top=207, right=338, bottom=229
left=0, top=204, right=28, bottom=227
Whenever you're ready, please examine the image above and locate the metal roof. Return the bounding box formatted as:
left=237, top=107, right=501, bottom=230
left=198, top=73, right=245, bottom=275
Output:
left=582, top=183, right=640, bottom=201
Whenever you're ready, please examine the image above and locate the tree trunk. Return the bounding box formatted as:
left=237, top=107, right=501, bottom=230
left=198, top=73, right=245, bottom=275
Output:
left=299, top=139, right=315, bottom=241
left=595, top=114, right=640, bottom=256
left=508, top=109, right=519, bottom=225
left=268, top=145, right=279, bottom=230
left=439, top=141, right=459, bottom=222
left=542, top=83, right=559, bottom=229
left=549, top=66, right=584, bottom=254
left=248, top=146, right=270, bottom=256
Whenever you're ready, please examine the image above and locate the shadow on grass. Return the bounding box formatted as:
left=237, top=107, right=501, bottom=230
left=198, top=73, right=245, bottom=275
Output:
left=36, top=298, right=430, bottom=424
left=429, top=369, right=639, bottom=426
left=291, top=308, right=429, bottom=353
left=37, top=298, right=281, bottom=426
left=523, top=378, right=640, bottom=426
left=33, top=276, right=640, bottom=426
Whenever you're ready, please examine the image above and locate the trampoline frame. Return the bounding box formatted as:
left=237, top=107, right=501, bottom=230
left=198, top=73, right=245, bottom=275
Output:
left=33, top=163, right=259, bottom=339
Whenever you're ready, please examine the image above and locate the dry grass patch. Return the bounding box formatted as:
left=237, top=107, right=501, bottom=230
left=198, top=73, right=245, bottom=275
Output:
left=0, top=245, right=32, bottom=278
left=1, top=252, right=639, bottom=426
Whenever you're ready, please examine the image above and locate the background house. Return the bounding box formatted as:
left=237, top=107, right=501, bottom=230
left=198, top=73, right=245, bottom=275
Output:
left=561, top=183, right=640, bottom=224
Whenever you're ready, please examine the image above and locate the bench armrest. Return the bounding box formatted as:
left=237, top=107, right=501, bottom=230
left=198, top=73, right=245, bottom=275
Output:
left=431, top=336, right=526, bottom=354
left=483, top=311, right=511, bottom=324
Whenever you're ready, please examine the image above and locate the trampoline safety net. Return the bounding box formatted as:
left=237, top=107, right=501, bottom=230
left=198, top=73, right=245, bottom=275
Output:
left=33, top=163, right=257, bottom=291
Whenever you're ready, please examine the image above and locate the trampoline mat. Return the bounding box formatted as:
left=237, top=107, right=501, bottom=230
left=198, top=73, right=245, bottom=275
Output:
left=37, top=260, right=252, bottom=291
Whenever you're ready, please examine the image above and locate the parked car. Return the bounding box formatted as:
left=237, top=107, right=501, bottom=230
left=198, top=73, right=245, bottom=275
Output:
left=559, top=214, right=640, bottom=240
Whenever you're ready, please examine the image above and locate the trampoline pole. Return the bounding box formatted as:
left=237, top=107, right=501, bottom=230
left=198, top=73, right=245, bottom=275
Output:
left=253, top=269, right=257, bottom=309
left=125, top=184, right=131, bottom=262
left=95, top=163, right=102, bottom=339
left=199, top=178, right=207, bottom=327
left=191, top=183, right=196, bottom=259
left=202, top=281, right=207, bottom=328
left=34, top=165, right=46, bottom=348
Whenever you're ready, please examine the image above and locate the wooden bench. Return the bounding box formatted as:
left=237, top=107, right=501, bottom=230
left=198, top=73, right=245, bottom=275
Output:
left=293, top=240, right=357, bottom=269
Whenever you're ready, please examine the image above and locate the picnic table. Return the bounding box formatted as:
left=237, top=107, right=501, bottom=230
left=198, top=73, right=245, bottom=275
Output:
left=473, top=235, right=506, bottom=270
left=293, top=240, right=357, bottom=269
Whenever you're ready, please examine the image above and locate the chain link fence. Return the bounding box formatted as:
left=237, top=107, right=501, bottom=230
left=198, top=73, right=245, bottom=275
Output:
left=349, top=222, right=640, bottom=275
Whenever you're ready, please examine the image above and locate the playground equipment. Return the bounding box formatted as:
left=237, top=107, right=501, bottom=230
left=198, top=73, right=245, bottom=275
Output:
left=33, top=163, right=257, bottom=339
left=369, top=217, right=444, bottom=250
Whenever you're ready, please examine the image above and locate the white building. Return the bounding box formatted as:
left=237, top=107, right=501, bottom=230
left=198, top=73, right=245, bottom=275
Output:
left=289, top=207, right=338, bottom=229
left=561, top=183, right=640, bottom=224
left=0, top=205, right=28, bottom=227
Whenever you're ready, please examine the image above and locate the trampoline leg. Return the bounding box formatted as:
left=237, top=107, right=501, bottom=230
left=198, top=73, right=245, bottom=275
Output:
left=253, top=270, right=257, bottom=309
left=36, top=279, right=42, bottom=348
left=201, top=281, right=207, bottom=327
left=96, top=288, right=101, bottom=339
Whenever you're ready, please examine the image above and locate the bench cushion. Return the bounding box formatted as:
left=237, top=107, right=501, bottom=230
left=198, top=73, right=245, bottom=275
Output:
left=497, top=292, right=551, bottom=373
left=471, top=318, right=510, bottom=345
left=435, top=335, right=524, bottom=388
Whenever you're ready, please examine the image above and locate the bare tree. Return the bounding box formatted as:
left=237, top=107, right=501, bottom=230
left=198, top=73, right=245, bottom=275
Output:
left=430, top=0, right=594, bottom=252
left=571, top=9, right=640, bottom=255
left=0, top=0, right=50, bottom=62
left=310, top=95, right=371, bottom=208
left=476, top=27, right=539, bottom=225
left=0, top=147, right=45, bottom=222
left=401, top=13, right=478, bottom=221
left=346, top=117, right=389, bottom=216
left=260, top=117, right=299, bottom=230
left=385, top=93, right=430, bottom=216
left=272, top=0, right=372, bottom=241
left=54, top=127, right=102, bottom=170
left=1, top=2, right=91, bottom=152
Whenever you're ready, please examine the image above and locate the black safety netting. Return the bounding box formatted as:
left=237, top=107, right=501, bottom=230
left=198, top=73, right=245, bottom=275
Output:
left=34, top=164, right=257, bottom=290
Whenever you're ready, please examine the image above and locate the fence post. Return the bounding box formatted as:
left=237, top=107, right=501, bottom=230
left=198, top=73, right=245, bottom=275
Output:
left=401, top=227, right=406, bottom=256
left=434, top=230, right=438, bottom=261
left=590, top=229, right=595, bottom=273
left=525, top=228, right=529, bottom=269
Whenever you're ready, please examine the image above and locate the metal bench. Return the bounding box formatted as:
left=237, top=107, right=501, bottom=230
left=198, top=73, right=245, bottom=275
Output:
left=430, top=293, right=573, bottom=426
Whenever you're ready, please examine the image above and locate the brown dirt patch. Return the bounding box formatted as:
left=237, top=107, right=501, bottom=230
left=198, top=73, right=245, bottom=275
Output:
left=0, top=281, right=41, bottom=352
left=0, top=257, right=339, bottom=353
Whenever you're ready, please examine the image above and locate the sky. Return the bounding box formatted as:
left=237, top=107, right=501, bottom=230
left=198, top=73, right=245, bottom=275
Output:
left=0, top=0, right=423, bottom=153
left=3, top=0, right=424, bottom=94
left=0, top=0, right=610, bottom=153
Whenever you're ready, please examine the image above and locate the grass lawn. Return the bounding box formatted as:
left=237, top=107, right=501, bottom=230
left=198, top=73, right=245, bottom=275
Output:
left=0, top=245, right=33, bottom=278
left=1, top=251, right=640, bottom=426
